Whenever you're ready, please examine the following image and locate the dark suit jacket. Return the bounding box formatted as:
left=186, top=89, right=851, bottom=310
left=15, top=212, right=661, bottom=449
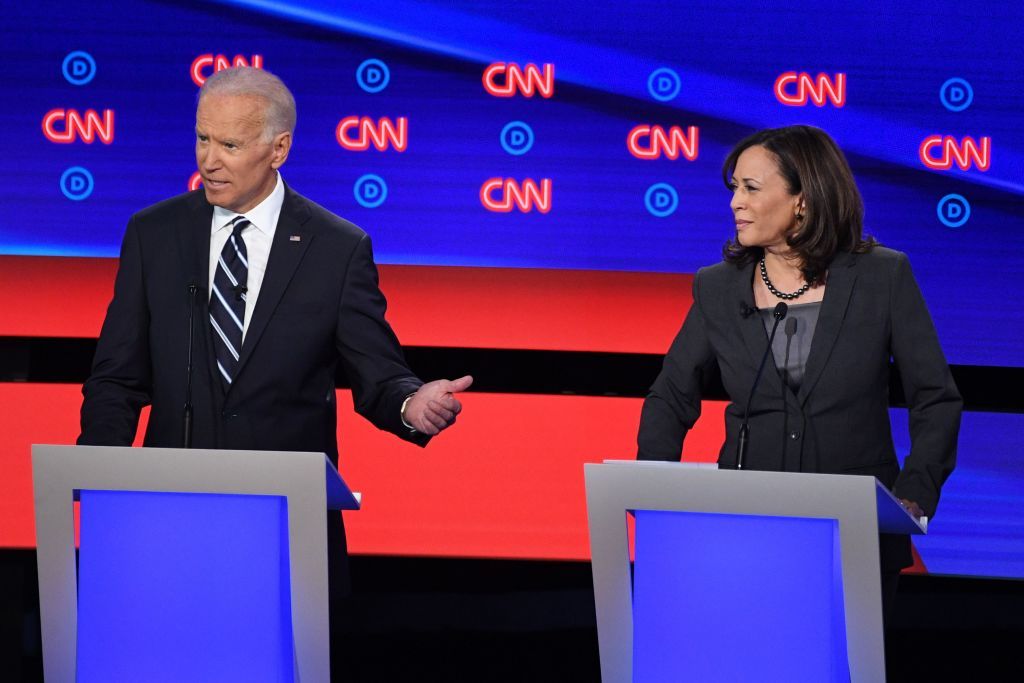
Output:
left=638, top=248, right=961, bottom=569
left=79, top=185, right=425, bottom=590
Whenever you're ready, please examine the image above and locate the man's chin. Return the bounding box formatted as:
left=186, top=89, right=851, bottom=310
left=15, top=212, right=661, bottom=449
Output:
left=203, top=186, right=232, bottom=209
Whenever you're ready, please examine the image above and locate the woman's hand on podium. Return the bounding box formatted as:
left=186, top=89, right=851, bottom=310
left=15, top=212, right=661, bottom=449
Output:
left=899, top=498, right=925, bottom=520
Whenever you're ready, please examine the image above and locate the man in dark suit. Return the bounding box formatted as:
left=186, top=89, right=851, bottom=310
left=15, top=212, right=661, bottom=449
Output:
left=78, top=66, right=470, bottom=590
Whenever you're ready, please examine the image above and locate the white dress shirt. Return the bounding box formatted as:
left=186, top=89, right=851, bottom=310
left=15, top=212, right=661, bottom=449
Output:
left=208, top=173, right=285, bottom=342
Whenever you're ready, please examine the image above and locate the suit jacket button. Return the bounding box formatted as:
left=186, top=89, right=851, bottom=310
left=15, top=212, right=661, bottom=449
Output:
left=789, top=431, right=800, bottom=440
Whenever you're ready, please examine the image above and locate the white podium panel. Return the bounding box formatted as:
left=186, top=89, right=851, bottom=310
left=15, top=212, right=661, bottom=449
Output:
left=585, top=461, right=925, bottom=682
left=32, top=445, right=360, bottom=683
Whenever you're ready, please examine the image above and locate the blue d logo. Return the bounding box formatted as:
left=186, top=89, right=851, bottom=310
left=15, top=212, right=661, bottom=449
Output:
left=354, top=174, right=388, bottom=208
left=937, top=194, right=970, bottom=228
left=62, top=51, right=97, bottom=86
left=939, top=78, right=973, bottom=112
left=500, top=121, right=534, bottom=156
left=644, top=183, right=679, bottom=218
left=648, top=68, right=681, bottom=102
left=356, top=59, right=390, bottom=93
left=60, top=166, right=95, bottom=201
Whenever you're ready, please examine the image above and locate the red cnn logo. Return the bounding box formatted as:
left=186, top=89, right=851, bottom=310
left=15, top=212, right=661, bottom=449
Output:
left=480, top=178, right=552, bottom=213
left=191, top=54, right=264, bottom=87
left=919, top=135, right=991, bottom=171
left=482, top=63, right=555, bottom=98
left=42, top=108, right=115, bottom=144
left=774, top=72, right=846, bottom=107
left=627, top=125, right=699, bottom=160
left=188, top=172, right=203, bottom=191
left=336, top=116, right=408, bottom=152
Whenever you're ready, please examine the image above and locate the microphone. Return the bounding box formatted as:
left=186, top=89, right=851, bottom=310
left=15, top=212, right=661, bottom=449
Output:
left=781, top=318, right=798, bottom=386
left=736, top=302, right=788, bottom=470
left=183, top=283, right=200, bottom=448
left=781, top=317, right=798, bottom=471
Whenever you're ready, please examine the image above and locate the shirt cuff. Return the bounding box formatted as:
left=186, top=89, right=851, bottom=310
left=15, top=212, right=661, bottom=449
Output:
left=400, top=393, right=417, bottom=431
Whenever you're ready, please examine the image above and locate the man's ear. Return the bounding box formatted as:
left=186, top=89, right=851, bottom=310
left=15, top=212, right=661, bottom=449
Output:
left=270, top=131, right=292, bottom=169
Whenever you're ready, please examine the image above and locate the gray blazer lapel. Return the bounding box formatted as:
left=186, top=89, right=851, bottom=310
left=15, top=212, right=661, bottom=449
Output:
left=732, top=261, right=785, bottom=398
left=797, top=252, right=857, bottom=405
left=231, top=188, right=313, bottom=384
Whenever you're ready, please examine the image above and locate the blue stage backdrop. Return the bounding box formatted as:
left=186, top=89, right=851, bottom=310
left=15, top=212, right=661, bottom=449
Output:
left=2, top=1, right=1022, bottom=579
left=2, top=0, right=1022, bottom=365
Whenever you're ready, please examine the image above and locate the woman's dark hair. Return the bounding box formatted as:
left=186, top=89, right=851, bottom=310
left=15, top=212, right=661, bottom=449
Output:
left=721, top=125, right=875, bottom=284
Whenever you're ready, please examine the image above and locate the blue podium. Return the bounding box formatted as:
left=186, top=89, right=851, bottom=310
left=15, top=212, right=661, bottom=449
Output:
left=584, top=461, right=926, bottom=682
left=32, top=445, right=360, bottom=683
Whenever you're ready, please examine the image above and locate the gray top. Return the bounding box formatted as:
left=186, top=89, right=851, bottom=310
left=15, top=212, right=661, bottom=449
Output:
left=759, top=301, right=822, bottom=391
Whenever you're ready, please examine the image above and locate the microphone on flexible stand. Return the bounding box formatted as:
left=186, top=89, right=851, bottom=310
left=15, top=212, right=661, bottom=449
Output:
left=736, top=301, right=788, bottom=470
left=183, top=283, right=199, bottom=448
left=781, top=317, right=798, bottom=470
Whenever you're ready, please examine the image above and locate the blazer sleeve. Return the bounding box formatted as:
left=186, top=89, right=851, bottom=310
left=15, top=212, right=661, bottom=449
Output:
left=889, top=252, right=962, bottom=517
left=78, top=217, right=152, bottom=446
left=335, top=233, right=426, bottom=445
left=637, top=272, right=719, bottom=461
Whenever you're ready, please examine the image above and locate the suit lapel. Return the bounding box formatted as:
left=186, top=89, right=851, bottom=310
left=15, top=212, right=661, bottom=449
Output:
left=175, top=192, right=215, bottom=290
left=175, top=193, right=220, bottom=397
left=733, top=261, right=785, bottom=397
left=231, top=187, right=313, bottom=385
left=797, top=253, right=857, bottom=405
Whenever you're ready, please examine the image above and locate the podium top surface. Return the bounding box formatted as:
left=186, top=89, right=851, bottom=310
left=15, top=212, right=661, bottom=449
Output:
left=32, top=445, right=360, bottom=511
left=590, top=460, right=925, bottom=535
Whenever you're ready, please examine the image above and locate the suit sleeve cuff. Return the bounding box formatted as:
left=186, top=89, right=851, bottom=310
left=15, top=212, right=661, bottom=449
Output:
left=400, top=393, right=417, bottom=431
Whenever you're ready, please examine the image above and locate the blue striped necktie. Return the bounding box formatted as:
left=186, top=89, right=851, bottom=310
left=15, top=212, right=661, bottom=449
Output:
left=210, top=216, right=250, bottom=388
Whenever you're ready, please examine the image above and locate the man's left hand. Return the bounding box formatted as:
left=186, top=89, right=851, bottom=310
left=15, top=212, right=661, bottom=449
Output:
left=403, top=375, right=474, bottom=435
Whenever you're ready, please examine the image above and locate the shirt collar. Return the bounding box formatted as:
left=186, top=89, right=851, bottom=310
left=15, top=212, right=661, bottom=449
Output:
left=211, top=172, right=285, bottom=236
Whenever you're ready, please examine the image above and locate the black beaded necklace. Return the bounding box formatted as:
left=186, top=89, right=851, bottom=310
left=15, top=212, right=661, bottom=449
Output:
left=759, top=257, right=810, bottom=301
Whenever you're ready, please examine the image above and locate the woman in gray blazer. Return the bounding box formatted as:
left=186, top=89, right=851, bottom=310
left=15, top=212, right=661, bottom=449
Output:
left=637, top=125, right=961, bottom=610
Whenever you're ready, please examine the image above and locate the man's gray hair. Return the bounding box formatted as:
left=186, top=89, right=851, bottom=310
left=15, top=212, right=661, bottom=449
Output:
left=199, top=67, right=296, bottom=140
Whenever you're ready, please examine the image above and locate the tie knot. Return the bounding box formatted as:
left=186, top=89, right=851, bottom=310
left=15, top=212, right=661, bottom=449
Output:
left=231, top=217, right=251, bottom=238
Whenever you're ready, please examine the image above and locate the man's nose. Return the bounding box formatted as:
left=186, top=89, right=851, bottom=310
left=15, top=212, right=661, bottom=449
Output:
left=200, top=147, right=220, bottom=171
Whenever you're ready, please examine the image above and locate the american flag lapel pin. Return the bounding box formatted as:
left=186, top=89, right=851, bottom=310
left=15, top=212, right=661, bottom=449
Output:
left=290, top=235, right=301, bottom=242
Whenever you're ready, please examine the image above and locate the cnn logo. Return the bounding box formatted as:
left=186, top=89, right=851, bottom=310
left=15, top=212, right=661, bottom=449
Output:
left=483, top=63, right=554, bottom=98
left=774, top=72, right=846, bottom=107
left=191, top=54, right=263, bottom=87
left=336, top=117, right=407, bottom=152
left=627, top=125, right=698, bottom=160
left=480, top=178, right=552, bottom=213
left=919, top=136, right=990, bottom=172
left=42, top=109, right=114, bottom=144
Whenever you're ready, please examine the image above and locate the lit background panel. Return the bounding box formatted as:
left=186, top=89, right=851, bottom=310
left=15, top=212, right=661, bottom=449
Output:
left=0, top=1, right=1022, bottom=365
